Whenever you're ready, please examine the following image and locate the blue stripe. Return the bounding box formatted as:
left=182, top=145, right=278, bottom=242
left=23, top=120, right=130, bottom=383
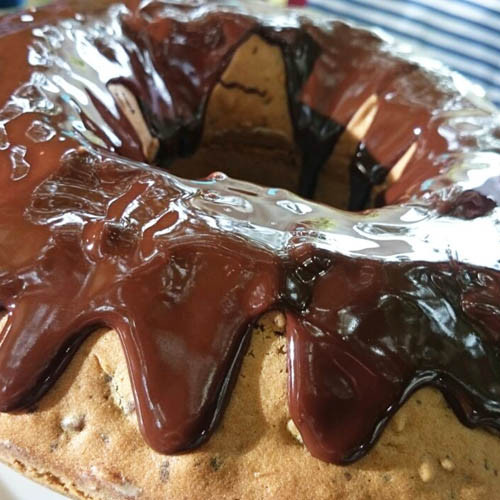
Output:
left=309, top=2, right=500, bottom=93
left=455, top=0, right=500, bottom=19
left=403, top=0, right=500, bottom=38
left=351, top=0, right=500, bottom=60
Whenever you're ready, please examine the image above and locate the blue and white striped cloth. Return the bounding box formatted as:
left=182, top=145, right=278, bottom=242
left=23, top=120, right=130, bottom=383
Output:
left=2, top=0, right=499, bottom=105
left=304, top=0, right=500, bottom=107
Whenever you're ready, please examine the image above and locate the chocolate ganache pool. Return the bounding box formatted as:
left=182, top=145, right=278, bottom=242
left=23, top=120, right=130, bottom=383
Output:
left=1, top=0, right=500, bottom=465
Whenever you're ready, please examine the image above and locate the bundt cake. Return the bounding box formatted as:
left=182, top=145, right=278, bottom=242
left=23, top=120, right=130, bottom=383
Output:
left=0, top=0, right=500, bottom=498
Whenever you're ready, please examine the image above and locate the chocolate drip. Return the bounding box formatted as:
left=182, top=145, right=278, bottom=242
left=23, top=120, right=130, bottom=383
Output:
left=288, top=256, right=500, bottom=463
left=348, top=143, right=388, bottom=210
left=0, top=0, right=500, bottom=467
left=1, top=148, right=283, bottom=453
left=121, top=9, right=257, bottom=161
left=258, top=26, right=344, bottom=198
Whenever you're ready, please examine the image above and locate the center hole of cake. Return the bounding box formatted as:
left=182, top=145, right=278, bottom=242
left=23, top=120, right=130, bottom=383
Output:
left=162, top=131, right=386, bottom=211
left=142, top=32, right=389, bottom=211
left=121, top=31, right=391, bottom=211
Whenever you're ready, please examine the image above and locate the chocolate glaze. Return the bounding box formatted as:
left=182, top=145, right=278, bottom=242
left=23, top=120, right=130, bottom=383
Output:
left=1, top=0, right=500, bottom=465
left=288, top=255, right=500, bottom=462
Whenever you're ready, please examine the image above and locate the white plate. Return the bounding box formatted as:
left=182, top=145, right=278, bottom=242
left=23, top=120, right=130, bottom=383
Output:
left=0, top=462, right=68, bottom=499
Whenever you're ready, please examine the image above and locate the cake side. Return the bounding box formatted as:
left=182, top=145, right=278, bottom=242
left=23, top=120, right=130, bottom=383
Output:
left=0, top=313, right=499, bottom=500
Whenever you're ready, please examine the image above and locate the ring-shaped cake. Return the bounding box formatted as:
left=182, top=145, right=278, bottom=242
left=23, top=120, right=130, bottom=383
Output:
left=0, top=0, right=500, bottom=498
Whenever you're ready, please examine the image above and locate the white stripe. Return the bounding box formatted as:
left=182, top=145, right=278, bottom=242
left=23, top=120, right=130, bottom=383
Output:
left=350, top=0, right=500, bottom=68
left=311, top=0, right=500, bottom=85
left=411, top=0, right=500, bottom=31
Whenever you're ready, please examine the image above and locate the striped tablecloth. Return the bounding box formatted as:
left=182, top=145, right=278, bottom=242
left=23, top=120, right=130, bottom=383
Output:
left=3, top=0, right=499, bottom=107
left=287, top=0, right=500, bottom=108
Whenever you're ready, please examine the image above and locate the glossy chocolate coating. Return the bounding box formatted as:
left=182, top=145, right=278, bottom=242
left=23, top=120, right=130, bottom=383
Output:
left=0, top=0, right=500, bottom=465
